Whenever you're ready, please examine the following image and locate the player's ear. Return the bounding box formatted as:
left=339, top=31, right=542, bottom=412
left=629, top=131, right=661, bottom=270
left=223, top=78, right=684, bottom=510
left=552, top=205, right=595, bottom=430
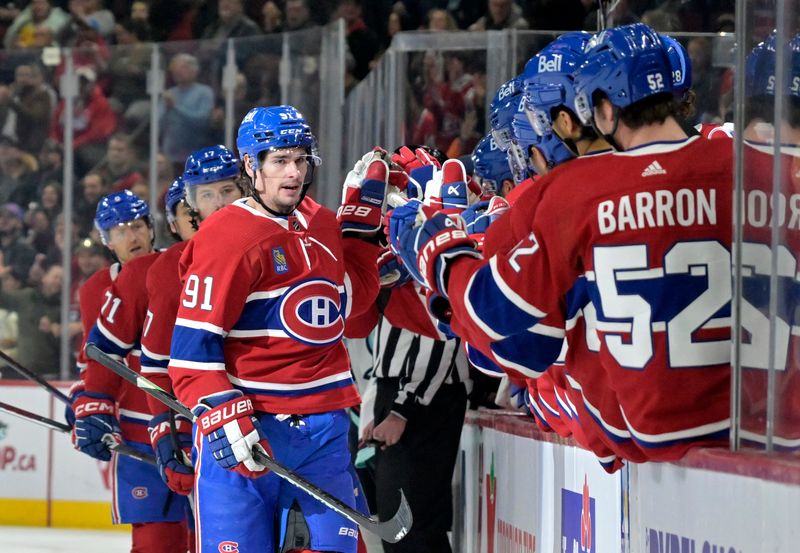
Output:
left=243, top=154, right=255, bottom=178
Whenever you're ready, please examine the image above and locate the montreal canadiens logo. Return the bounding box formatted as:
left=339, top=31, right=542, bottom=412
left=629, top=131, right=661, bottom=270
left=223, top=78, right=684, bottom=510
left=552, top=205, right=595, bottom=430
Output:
left=218, top=541, right=239, bottom=553
left=279, top=279, right=344, bottom=346
left=131, top=487, right=148, bottom=499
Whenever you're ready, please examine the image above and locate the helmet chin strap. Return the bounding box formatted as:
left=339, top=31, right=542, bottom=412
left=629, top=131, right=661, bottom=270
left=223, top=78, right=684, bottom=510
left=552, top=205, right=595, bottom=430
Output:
left=592, top=107, right=624, bottom=152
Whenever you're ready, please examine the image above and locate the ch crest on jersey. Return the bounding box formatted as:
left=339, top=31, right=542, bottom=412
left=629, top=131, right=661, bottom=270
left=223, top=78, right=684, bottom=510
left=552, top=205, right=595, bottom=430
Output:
left=272, top=247, right=289, bottom=274
left=279, top=279, right=344, bottom=346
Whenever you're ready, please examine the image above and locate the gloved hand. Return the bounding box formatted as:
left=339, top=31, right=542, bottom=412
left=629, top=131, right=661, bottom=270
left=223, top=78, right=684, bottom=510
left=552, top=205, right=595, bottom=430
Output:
left=388, top=198, right=480, bottom=296
left=390, top=146, right=441, bottom=199
left=426, top=290, right=457, bottom=338
left=461, top=195, right=511, bottom=251
left=195, top=391, right=272, bottom=479
left=64, top=379, right=85, bottom=429
left=495, top=375, right=528, bottom=412
left=148, top=412, right=194, bottom=495
left=72, top=392, right=121, bottom=461
left=423, top=158, right=471, bottom=212
left=337, top=152, right=390, bottom=235
left=377, top=248, right=412, bottom=289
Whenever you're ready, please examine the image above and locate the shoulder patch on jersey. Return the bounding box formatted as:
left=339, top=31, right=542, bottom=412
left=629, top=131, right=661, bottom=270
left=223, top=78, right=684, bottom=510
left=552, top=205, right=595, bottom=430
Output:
left=272, top=247, right=289, bottom=274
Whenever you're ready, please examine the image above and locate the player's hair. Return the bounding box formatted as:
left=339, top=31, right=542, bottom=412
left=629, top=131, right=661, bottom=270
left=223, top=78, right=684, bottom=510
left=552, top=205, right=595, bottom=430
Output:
left=675, top=88, right=697, bottom=120
left=597, top=91, right=677, bottom=130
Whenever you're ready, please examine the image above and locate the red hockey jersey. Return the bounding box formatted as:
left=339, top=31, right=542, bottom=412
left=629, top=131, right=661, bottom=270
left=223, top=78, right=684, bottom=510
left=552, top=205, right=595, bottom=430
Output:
left=169, top=197, right=380, bottom=414
left=448, top=136, right=733, bottom=461
left=83, top=252, right=162, bottom=443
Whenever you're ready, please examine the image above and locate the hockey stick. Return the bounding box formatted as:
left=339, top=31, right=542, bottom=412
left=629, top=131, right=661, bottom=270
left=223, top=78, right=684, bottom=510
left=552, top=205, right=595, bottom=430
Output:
left=0, top=350, right=71, bottom=405
left=86, top=343, right=413, bottom=543
left=0, top=400, right=156, bottom=466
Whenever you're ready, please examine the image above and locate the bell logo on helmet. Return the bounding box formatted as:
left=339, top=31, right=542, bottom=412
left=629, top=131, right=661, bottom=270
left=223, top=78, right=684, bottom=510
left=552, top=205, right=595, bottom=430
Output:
left=538, top=53, right=563, bottom=73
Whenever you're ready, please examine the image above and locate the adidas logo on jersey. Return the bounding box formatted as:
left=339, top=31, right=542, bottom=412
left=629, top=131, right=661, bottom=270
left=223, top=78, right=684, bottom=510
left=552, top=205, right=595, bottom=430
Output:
left=642, top=160, right=667, bottom=177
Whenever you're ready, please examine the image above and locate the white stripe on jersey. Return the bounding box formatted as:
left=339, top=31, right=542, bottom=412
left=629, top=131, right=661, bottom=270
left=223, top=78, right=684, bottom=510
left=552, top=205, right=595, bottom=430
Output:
left=489, top=257, right=547, bottom=319
left=620, top=407, right=729, bottom=444
left=175, top=318, right=226, bottom=336
left=97, top=319, right=135, bottom=350
left=464, top=271, right=505, bottom=342
left=141, top=344, right=169, bottom=361
left=169, top=359, right=226, bottom=371
left=227, top=328, right=289, bottom=338
left=118, top=408, right=152, bottom=422
left=228, top=370, right=353, bottom=391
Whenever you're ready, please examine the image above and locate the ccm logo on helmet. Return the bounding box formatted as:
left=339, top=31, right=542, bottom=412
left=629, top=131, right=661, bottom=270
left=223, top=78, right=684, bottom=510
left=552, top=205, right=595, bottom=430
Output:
left=279, top=279, right=344, bottom=346
left=218, top=541, right=239, bottom=553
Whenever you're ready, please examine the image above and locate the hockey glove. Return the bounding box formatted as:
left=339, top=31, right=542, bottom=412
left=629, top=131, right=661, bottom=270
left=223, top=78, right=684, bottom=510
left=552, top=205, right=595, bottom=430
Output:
left=426, top=291, right=457, bottom=339
left=195, top=391, right=272, bottom=479
left=377, top=248, right=412, bottom=289
left=461, top=195, right=510, bottom=251
left=64, top=379, right=85, bottom=429
left=72, top=392, right=121, bottom=461
left=424, top=158, right=471, bottom=212
left=388, top=199, right=480, bottom=297
left=148, top=412, right=194, bottom=495
left=338, top=153, right=390, bottom=235
left=390, top=146, right=441, bottom=199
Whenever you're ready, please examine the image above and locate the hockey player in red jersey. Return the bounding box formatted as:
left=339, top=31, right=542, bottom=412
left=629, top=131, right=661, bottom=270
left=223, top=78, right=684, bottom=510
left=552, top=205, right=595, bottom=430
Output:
left=140, top=146, right=242, bottom=498
left=169, top=105, right=381, bottom=553
left=71, top=190, right=192, bottom=552
left=390, top=23, right=733, bottom=463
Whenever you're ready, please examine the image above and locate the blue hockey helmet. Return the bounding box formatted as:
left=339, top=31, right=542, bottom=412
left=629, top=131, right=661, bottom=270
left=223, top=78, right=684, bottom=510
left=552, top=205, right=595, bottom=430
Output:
left=236, top=105, right=320, bottom=173
left=94, top=190, right=152, bottom=245
left=164, top=175, right=186, bottom=225
left=659, top=34, right=692, bottom=98
left=471, top=133, right=513, bottom=195
left=489, top=77, right=522, bottom=115
left=491, top=96, right=529, bottom=184
left=522, top=31, right=592, bottom=136
left=182, top=145, right=239, bottom=209
left=573, top=23, right=672, bottom=126
left=182, top=145, right=239, bottom=187
left=745, top=31, right=800, bottom=99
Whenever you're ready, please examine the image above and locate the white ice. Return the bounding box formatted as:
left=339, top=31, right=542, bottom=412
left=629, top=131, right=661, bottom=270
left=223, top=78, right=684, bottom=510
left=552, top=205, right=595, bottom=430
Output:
left=0, top=526, right=131, bottom=552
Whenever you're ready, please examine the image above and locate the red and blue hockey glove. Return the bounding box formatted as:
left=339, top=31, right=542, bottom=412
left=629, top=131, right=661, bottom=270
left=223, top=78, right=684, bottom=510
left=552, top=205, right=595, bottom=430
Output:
left=388, top=199, right=480, bottom=297
left=390, top=146, right=441, bottom=199
left=377, top=248, right=412, bottom=289
left=338, top=153, right=390, bottom=235
left=72, top=392, right=121, bottom=461
left=148, top=412, right=194, bottom=495
left=195, top=391, right=272, bottom=479
left=64, top=379, right=85, bottom=429
left=424, top=158, right=472, bottom=212
left=461, top=195, right=510, bottom=251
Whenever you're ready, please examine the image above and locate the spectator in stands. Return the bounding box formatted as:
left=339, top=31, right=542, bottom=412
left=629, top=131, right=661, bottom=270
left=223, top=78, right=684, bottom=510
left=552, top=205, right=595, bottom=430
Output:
left=77, top=0, right=115, bottom=38
left=468, top=0, right=529, bottom=31
left=0, top=203, right=36, bottom=287
left=522, top=0, right=587, bottom=32
left=37, top=181, right=61, bottom=220
left=0, top=261, right=63, bottom=378
left=35, top=139, right=64, bottom=192
left=30, top=22, right=57, bottom=48
left=160, top=53, right=214, bottom=173
left=107, top=18, right=151, bottom=128
left=285, top=0, right=314, bottom=31
left=426, top=8, right=458, bottom=31
left=4, top=0, right=69, bottom=49
left=92, top=133, right=144, bottom=193
left=2, top=64, right=52, bottom=157
left=383, top=9, right=412, bottom=49
left=49, top=66, right=117, bottom=177
left=436, top=51, right=474, bottom=152
left=261, top=1, right=283, bottom=33
left=687, top=36, right=722, bottom=123
left=640, top=6, right=681, bottom=32
left=75, top=172, right=107, bottom=236
left=0, top=136, right=40, bottom=209
left=130, top=0, right=149, bottom=24
left=335, top=0, right=380, bottom=81
left=24, top=206, right=54, bottom=255
left=202, top=0, right=261, bottom=39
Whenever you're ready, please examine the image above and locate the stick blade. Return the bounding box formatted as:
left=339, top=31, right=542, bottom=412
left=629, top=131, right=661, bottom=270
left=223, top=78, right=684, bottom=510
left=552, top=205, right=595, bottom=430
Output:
left=375, top=488, right=413, bottom=543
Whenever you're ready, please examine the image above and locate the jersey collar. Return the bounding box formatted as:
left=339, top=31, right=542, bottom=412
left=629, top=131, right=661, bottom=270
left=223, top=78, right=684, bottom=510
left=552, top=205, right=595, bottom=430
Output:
left=611, top=135, right=701, bottom=157
left=232, top=198, right=309, bottom=230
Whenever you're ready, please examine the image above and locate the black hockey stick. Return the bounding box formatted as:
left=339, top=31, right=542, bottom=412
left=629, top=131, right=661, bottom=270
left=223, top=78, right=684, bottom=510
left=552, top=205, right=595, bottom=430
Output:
left=0, top=350, right=71, bottom=405
left=86, top=343, right=413, bottom=543
left=0, top=400, right=156, bottom=466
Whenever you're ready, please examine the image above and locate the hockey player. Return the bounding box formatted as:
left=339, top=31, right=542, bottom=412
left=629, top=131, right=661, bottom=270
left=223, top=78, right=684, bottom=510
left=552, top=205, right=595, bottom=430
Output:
left=168, top=105, right=381, bottom=553
left=71, top=190, right=191, bottom=552
left=139, top=146, right=242, bottom=497
left=390, top=23, right=733, bottom=462
left=739, top=32, right=800, bottom=449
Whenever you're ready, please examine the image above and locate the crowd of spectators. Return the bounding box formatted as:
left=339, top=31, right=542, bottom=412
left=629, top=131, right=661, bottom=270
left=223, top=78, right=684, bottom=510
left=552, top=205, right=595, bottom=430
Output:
left=0, top=0, right=736, bottom=379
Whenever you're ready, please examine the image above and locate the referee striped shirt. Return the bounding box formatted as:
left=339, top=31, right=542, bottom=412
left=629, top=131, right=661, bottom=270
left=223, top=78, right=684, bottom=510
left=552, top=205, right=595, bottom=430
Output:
left=372, top=316, right=468, bottom=413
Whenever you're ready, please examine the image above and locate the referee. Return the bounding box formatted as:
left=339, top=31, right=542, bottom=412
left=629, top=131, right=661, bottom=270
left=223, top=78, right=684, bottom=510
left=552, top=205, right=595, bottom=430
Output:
left=364, top=315, right=469, bottom=553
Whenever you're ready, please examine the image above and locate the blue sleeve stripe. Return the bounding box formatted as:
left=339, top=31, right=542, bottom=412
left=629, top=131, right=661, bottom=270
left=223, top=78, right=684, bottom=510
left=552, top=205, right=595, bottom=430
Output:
left=88, top=324, right=131, bottom=359
left=170, top=325, right=225, bottom=364
left=489, top=332, right=563, bottom=377
left=465, top=343, right=505, bottom=377
left=464, top=260, right=542, bottom=340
